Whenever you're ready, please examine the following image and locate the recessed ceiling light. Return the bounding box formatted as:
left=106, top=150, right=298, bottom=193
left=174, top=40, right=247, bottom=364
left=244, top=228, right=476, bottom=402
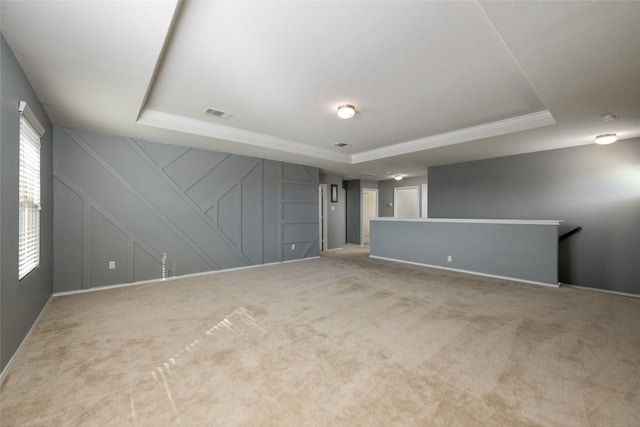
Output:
left=394, top=175, right=403, bottom=181
left=595, top=133, right=617, bottom=145
left=337, top=104, right=356, bottom=119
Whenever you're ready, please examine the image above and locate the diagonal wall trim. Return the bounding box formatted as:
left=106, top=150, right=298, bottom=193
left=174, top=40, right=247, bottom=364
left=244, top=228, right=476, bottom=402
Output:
left=159, top=146, right=231, bottom=194
left=197, top=157, right=262, bottom=215
left=54, top=175, right=166, bottom=272
left=82, top=197, right=92, bottom=289
left=126, top=137, right=251, bottom=265
left=240, top=162, right=264, bottom=262
left=216, top=183, right=241, bottom=248
left=303, top=236, right=319, bottom=258
left=181, top=152, right=232, bottom=194
left=135, top=138, right=190, bottom=169
left=53, top=127, right=318, bottom=291
left=63, top=128, right=220, bottom=270
left=305, top=166, right=319, bottom=185
left=160, top=145, right=193, bottom=172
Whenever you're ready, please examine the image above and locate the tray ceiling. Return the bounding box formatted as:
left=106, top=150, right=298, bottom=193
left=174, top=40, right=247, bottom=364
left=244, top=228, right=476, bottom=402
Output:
left=2, top=0, right=638, bottom=179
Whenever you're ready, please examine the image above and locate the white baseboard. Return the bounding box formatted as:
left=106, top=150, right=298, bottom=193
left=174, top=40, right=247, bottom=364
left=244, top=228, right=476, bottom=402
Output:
left=562, top=284, right=639, bottom=298
left=369, top=255, right=559, bottom=288
left=324, top=247, right=343, bottom=252
left=0, top=295, right=53, bottom=385
left=53, top=256, right=320, bottom=297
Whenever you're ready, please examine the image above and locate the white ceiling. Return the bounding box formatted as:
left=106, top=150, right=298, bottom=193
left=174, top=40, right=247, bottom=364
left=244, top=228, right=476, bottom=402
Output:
left=2, top=0, right=639, bottom=180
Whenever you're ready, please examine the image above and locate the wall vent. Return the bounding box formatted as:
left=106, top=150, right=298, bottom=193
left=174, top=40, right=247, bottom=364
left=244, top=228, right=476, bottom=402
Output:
left=203, top=107, right=233, bottom=119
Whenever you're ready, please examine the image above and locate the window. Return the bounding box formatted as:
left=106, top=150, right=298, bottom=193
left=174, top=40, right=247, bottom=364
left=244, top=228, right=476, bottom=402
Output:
left=18, top=101, right=45, bottom=280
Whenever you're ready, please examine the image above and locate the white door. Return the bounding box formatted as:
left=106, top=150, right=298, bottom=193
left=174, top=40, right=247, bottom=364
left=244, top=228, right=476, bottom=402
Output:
left=394, top=186, right=419, bottom=218
left=362, top=189, right=378, bottom=245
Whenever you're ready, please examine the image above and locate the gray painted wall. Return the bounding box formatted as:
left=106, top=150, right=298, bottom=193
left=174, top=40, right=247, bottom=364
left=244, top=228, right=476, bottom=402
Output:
left=428, top=139, right=640, bottom=294
left=378, top=176, right=428, bottom=217
left=1, top=36, right=53, bottom=371
left=345, top=180, right=361, bottom=244
left=370, top=219, right=559, bottom=285
left=319, top=173, right=345, bottom=249
left=53, top=127, right=319, bottom=292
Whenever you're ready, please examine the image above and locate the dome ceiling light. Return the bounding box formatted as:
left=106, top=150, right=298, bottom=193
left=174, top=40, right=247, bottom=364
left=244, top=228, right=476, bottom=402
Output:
left=394, top=175, right=403, bottom=181
left=595, top=133, right=617, bottom=145
left=337, top=104, right=356, bottom=119
left=595, top=113, right=618, bottom=145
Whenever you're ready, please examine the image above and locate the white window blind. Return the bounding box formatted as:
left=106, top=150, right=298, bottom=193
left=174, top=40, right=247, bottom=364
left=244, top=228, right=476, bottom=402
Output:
left=18, top=101, right=44, bottom=280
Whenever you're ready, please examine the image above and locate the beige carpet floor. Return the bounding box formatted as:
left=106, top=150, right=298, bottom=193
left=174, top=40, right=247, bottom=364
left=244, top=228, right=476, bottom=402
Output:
left=1, top=246, right=639, bottom=426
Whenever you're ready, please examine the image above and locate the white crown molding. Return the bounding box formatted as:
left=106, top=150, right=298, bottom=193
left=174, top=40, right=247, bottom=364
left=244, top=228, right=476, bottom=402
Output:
left=137, top=109, right=351, bottom=163
left=138, top=109, right=555, bottom=166
left=351, top=110, right=556, bottom=164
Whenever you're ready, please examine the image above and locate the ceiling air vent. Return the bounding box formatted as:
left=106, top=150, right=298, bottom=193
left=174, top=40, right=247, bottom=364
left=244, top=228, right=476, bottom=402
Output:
left=333, top=142, right=350, bottom=148
left=203, top=107, right=232, bottom=119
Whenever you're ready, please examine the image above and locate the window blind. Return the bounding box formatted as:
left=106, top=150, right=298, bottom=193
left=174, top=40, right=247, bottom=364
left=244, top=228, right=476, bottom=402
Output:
left=18, top=102, right=44, bottom=280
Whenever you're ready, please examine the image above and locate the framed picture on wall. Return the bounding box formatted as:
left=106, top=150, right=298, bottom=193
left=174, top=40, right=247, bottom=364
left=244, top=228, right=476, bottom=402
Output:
left=331, top=184, right=338, bottom=203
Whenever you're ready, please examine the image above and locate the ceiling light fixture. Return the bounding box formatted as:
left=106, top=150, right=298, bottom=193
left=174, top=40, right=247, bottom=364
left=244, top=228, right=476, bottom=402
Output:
left=394, top=175, right=403, bottom=181
left=595, top=133, right=617, bottom=145
left=337, top=104, right=356, bottom=119
left=600, top=113, right=617, bottom=122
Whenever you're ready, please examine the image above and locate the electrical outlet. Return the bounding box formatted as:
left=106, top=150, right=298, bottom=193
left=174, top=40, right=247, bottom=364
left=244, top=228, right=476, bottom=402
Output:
left=109, top=261, right=115, bottom=270
left=291, top=243, right=296, bottom=250
left=447, top=255, right=452, bottom=263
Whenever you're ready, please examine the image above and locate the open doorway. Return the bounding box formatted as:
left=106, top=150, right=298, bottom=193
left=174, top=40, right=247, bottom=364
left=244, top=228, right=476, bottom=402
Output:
left=394, top=186, right=419, bottom=218
left=361, top=189, right=378, bottom=245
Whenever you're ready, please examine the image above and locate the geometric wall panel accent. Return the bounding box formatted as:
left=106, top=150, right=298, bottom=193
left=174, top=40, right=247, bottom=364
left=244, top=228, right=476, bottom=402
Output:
left=283, top=183, right=318, bottom=203
left=283, top=202, right=318, bottom=222
left=283, top=163, right=315, bottom=183
left=53, top=127, right=320, bottom=291
left=162, top=148, right=229, bottom=191
left=241, top=163, right=263, bottom=265
left=52, top=177, right=84, bottom=292
left=133, top=138, right=190, bottom=168
left=217, top=184, right=241, bottom=248
left=134, top=243, right=162, bottom=283
left=90, top=208, right=128, bottom=287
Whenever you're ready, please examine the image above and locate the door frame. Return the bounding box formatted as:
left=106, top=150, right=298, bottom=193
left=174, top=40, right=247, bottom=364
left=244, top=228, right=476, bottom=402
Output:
left=361, top=188, right=378, bottom=246
left=421, top=183, right=428, bottom=218
left=318, top=184, right=328, bottom=251
left=394, top=186, right=419, bottom=218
